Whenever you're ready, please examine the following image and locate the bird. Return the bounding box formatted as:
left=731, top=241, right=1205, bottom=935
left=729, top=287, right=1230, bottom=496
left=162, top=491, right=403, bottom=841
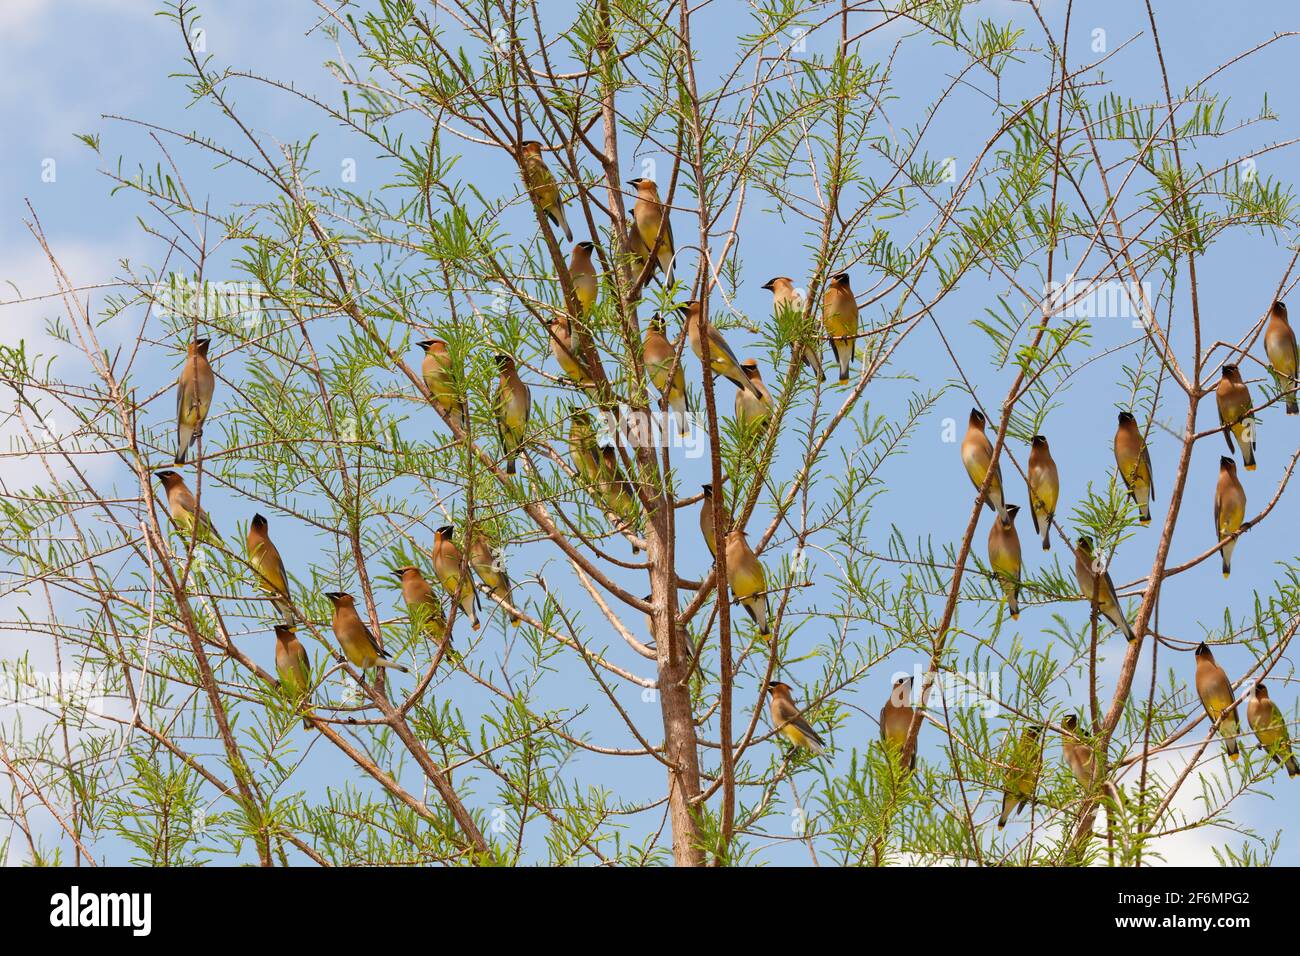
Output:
left=174, top=337, right=215, bottom=464
left=1194, top=642, right=1241, bottom=761
left=699, top=482, right=732, bottom=559
left=628, top=178, right=674, bottom=285
left=643, top=313, right=690, bottom=437
left=766, top=681, right=825, bottom=755
left=154, top=470, right=222, bottom=544
left=1060, top=714, right=1097, bottom=790
left=961, top=408, right=1010, bottom=527
left=416, top=339, right=466, bottom=431
left=762, top=276, right=823, bottom=380
left=494, top=353, right=531, bottom=475
left=682, top=300, right=762, bottom=398
left=568, top=407, right=603, bottom=484
left=272, top=625, right=312, bottom=729
left=596, top=443, right=644, bottom=550
left=1265, top=300, right=1298, bottom=415
left=1216, top=364, right=1257, bottom=471
left=569, top=240, right=598, bottom=317
left=725, top=528, right=770, bottom=638
left=1247, top=682, right=1299, bottom=777
left=735, top=359, right=773, bottom=430
left=546, top=314, right=593, bottom=386
left=1114, top=411, right=1155, bottom=525
left=880, top=675, right=917, bottom=770
left=469, top=533, right=520, bottom=627
left=394, top=566, right=447, bottom=645
left=325, top=591, right=409, bottom=675
left=1214, top=455, right=1247, bottom=578
left=997, top=724, right=1043, bottom=829
left=432, top=525, right=480, bottom=630
left=1027, top=434, right=1059, bottom=551
left=519, top=140, right=572, bottom=241
left=988, top=503, right=1023, bottom=619
left=624, top=208, right=653, bottom=286
left=246, top=513, right=294, bottom=625
left=822, top=272, right=859, bottom=383
left=1074, top=536, right=1135, bottom=642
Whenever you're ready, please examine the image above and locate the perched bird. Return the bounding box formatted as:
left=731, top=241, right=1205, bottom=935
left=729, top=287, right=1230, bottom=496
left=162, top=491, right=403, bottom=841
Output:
left=766, top=681, right=825, bottom=755
left=546, top=314, right=593, bottom=386
left=1214, top=456, right=1247, bottom=578
left=725, top=528, right=770, bottom=638
left=432, top=525, right=480, bottom=630
left=643, top=313, right=690, bottom=435
left=683, top=301, right=762, bottom=398
left=519, top=140, right=572, bottom=241
left=272, top=625, right=312, bottom=730
left=762, top=276, right=823, bottom=380
left=1074, top=536, right=1135, bottom=642
left=1247, top=682, right=1299, bottom=777
left=734, top=359, right=773, bottom=430
left=988, top=503, right=1023, bottom=620
left=628, top=178, right=674, bottom=285
left=569, top=240, right=598, bottom=317
left=1265, top=300, right=1298, bottom=415
left=394, top=566, right=447, bottom=645
left=699, top=482, right=732, bottom=559
left=1060, top=714, right=1097, bottom=790
left=1114, top=411, right=1155, bottom=525
left=880, top=675, right=917, bottom=770
left=469, top=533, right=520, bottom=627
left=596, top=443, right=644, bottom=550
left=1216, top=364, right=1257, bottom=471
left=325, top=591, right=409, bottom=674
left=568, top=407, right=602, bottom=483
left=1027, top=434, right=1059, bottom=551
left=961, top=408, right=1010, bottom=527
left=822, top=272, right=859, bottom=383
left=246, top=513, right=294, bottom=625
left=175, top=337, right=215, bottom=464
left=624, top=208, right=653, bottom=286
left=494, top=353, right=531, bottom=475
left=1194, top=642, right=1241, bottom=761
left=416, top=339, right=466, bottom=431
left=154, top=470, right=222, bottom=544
left=997, top=725, right=1043, bottom=829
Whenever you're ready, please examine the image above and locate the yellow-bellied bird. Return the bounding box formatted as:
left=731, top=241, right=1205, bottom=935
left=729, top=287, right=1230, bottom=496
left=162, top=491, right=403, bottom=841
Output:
left=628, top=178, right=674, bottom=285
left=988, top=503, right=1023, bottom=620
left=762, top=276, right=823, bottom=380
left=246, top=513, right=293, bottom=625
left=880, top=675, right=917, bottom=770
left=597, top=443, right=644, bottom=550
left=725, top=528, right=770, bottom=638
left=683, top=300, right=762, bottom=398
left=766, top=681, right=825, bottom=755
left=154, top=470, right=222, bottom=544
left=546, top=314, right=592, bottom=386
left=822, top=272, right=859, bottom=383
left=1074, top=536, right=1135, bottom=642
left=1194, top=642, right=1240, bottom=761
left=569, top=241, right=598, bottom=317
left=1027, top=434, right=1059, bottom=551
left=1216, top=363, right=1257, bottom=471
left=395, top=566, right=447, bottom=645
left=998, top=724, right=1043, bottom=829
left=568, top=408, right=603, bottom=485
left=643, top=313, right=690, bottom=435
left=1214, top=455, right=1247, bottom=578
left=735, top=359, right=773, bottom=430
left=273, top=625, right=312, bottom=729
left=1265, top=300, right=1298, bottom=415
left=699, top=482, right=732, bottom=559
left=1248, top=682, right=1299, bottom=777
left=1114, top=411, right=1154, bottom=525
left=519, top=140, right=571, bottom=241
left=417, top=338, right=466, bottom=432
left=1060, top=714, right=1096, bottom=790
left=175, top=337, right=215, bottom=465
left=432, top=525, right=480, bottom=630
left=469, top=533, right=520, bottom=627
left=325, top=591, right=410, bottom=674
left=494, top=353, right=531, bottom=475
left=961, top=408, right=1010, bottom=527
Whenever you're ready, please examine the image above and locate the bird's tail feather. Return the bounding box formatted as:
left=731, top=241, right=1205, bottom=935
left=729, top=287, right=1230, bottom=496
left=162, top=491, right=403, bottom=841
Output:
left=374, top=659, right=410, bottom=673
left=1286, top=754, right=1299, bottom=777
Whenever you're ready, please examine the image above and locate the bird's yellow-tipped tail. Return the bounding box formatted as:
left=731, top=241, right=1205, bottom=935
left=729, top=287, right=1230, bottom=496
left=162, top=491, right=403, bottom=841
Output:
left=1287, top=396, right=1298, bottom=416
left=1286, top=755, right=1299, bottom=777
left=374, top=659, right=410, bottom=674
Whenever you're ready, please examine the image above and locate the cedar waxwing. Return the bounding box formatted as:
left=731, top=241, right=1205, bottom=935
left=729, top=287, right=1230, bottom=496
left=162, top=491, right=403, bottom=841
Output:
left=762, top=276, right=823, bottom=380
left=988, top=503, right=1023, bottom=620
left=997, top=724, right=1043, bottom=829
left=1114, top=411, right=1155, bottom=525
left=273, top=625, right=312, bottom=729
left=643, top=313, right=690, bottom=436
left=325, top=591, right=409, bottom=674
left=546, top=314, right=593, bottom=386
left=880, top=675, right=917, bottom=770
left=596, top=443, right=644, bottom=550
left=822, top=272, right=859, bottom=383
left=469, top=533, right=520, bottom=627
left=682, top=300, right=762, bottom=398
left=519, top=140, right=572, bottom=241
left=1247, top=682, right=1299, bottom=777
left=1216, top=364, right=1257, bottom=471
left=725, top=528, right=770, bottom=638
left=494, top=353, right=531, bottom=475
left=628, top=178, right=674, bottom=285
left=568, top=408, right=603, bottom=485
left=735, top=359, right=773, bottom=430
left=394, top=566, right=447, bottom=645
left=766, top=681, right=825, bottom=755
left=1194, top=642, right=1241, bottom=760
left=175, top=337, right=215, bottom=464
left=1214, top=455, right=1247, bottom=578
left=569, top=241, right=598, bottom=317
left=1027, top=434, right=1059, bottom=551
left=1074, top=536, right=1135, bottom=642
left=1060, top=714, right=1097, bottom=790
left=699, top=482, right=732, bottom=559
left=432, top=525, right=481, bottom=630
left=1265, top=300, right=1298, bottom=415
left=154, top=470, right=222, bottom=543
left=416, top=339, right=466, bottom=431
left=246, top=513, right=293, bottom=625
left=961, top=408, right=1010, bottom=526
left=624, top=207, right=653, bottom=286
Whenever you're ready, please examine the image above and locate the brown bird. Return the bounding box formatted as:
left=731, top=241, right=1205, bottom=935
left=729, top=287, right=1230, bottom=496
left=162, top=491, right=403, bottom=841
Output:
left=394, top=566, right=447, bottom=645
left=154, top=470, right=221, bottom=544
left=1074, top=536, right=1135, bottom=642
left=246, top=513, right=293, bottom=625
left=643, top=313, right=690, bottom=436
left=1265, top=300, right=1299, bottom=415
left=1247, top=682, right=1299, bottom=777
left=1216, top=364, right=1257, bottom=471
left=683, top=300, right=762, bottom=398
left=880, top=675, right=917, bottom=770
left=325, top=591, right=409, bottom=675
left=469, top=533, right=520, bottom=627
left=432, top=525, right=480, bottom=630
left=175, top=337, right=215, bottom=464
left=1060, top=714, right=1096, bottom=790
left=494, top=353, right=531, bottom=475
left=766, top=681, right=825, bottom=755
left=1027, top=434, right=1059, bottom=551
left=1194, top=642, right=1241, bottom=761
left=726, top=528, right=770, bottom=637
left=762, top=276, right=823, bottom=380
left=1114, top=411, right=1155, bottom=525
left=987, top=503, right=1023, bottom=620
left=546, top=314, right=593, bottom=386
left=272, top=624, right=312, bottom=729
left=519, top=140, right=571, bottom=241
left=735, top=359, right=774, bottom=430
left=699, top=482, right=732, bottom=559
left=961, top=408, right=1010, bottom=526
left=628, top=178, right=674, bottom=285
left=997, top=724, right=1043, bottom=829
left=569, top=240, right=598, bottom=317
left=1214, top=455, right=1247, bottom=578
left=416, top=339, right=466, bottom=431
left=822, top=272, right=859, bottom=383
